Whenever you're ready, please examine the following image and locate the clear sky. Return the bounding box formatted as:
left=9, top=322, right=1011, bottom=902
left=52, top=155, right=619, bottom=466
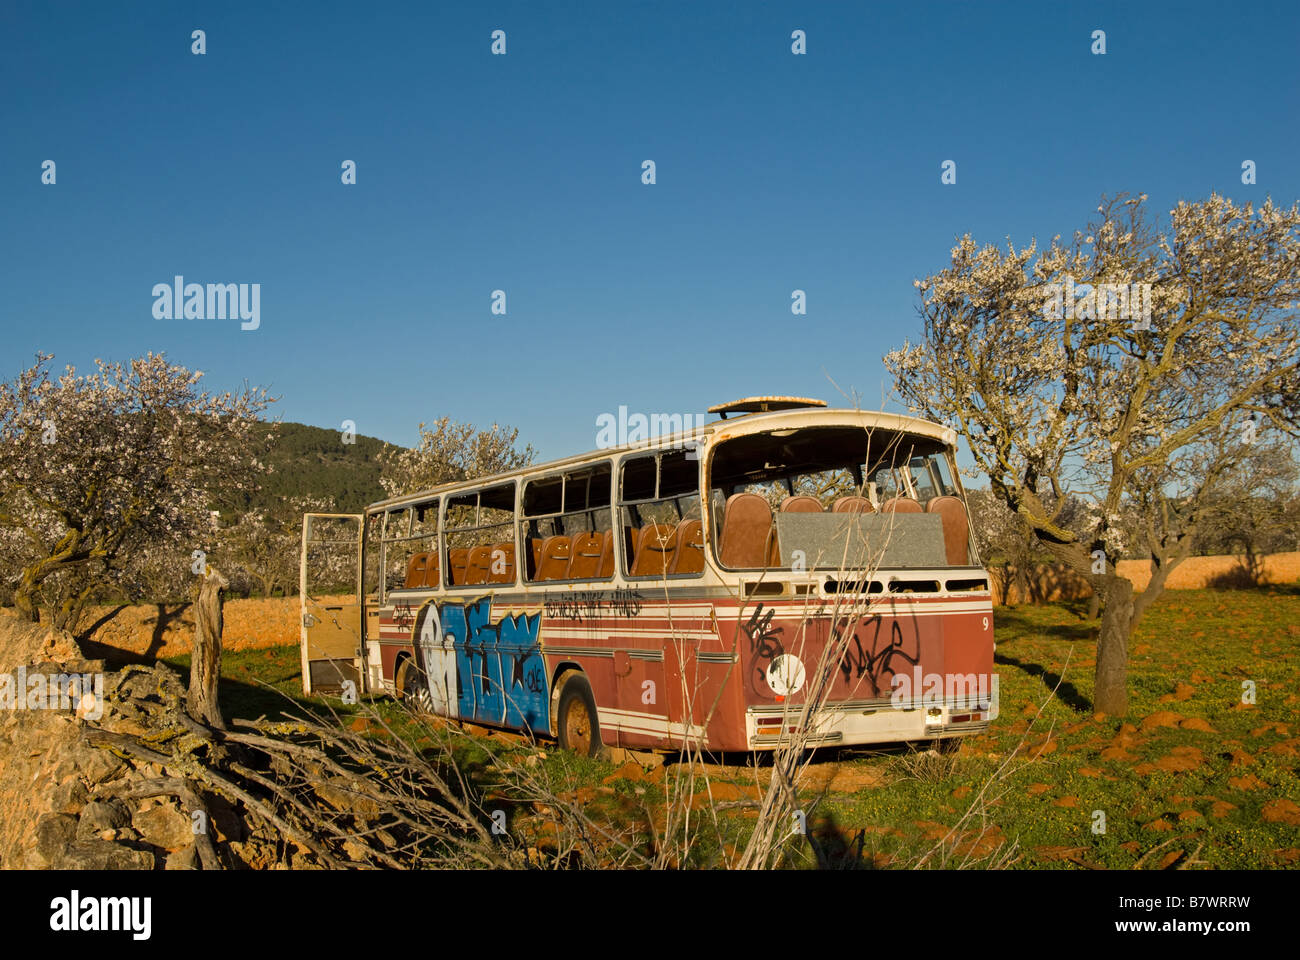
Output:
left=2, top=0, right=1297, bottom=465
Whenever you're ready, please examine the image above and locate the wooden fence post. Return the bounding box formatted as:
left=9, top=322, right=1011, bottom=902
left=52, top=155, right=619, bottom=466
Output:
left=188, top=566, right=228, bottom=730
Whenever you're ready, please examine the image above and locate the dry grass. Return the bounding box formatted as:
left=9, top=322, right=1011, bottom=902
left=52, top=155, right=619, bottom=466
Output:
left=991, top=551, right=1300, bottom=604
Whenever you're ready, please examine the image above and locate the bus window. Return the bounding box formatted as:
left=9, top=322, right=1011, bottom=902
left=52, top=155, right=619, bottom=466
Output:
left=869, top=465, right=900, bottom=506
left=408, top=500, right=439, bottom=586
left=710, top=425, right=961, bottom=571
left=362, top=512, right=383, bottom=600
left=444, top=483, right=517, bottom=587
left=907, top=456, right=938, bottom=506
left=620, top=448, right=703, bottom=579
left=932, top=452, right=957, bottom=497
left=380, top=508, right=412, bottom=599
left=521, top=462, right=613, bottom=582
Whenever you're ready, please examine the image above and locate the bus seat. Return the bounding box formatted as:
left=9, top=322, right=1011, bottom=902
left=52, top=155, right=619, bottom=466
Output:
left=568, top=532, right=604, bottom=579
left=448, top=548, right=469, bottom=585
left=832, top=496, right=875, bottom=513
left=632, top=523, right=677, bottom=577
left=486, top=542, right=516, bottom=584
left=598, top=529, right=616, bottom=578
left=536, top=535, right=572, bottom=581
left=880, top=497, right=922, bottom=514
left=719, top=493, right=774, bottom=569
left=465, top=545, right=492, bottom=584
left=926, top=496, right=970, bottom=566
left=424, top=552, right=441, bottom=588
left=599, top=527, right=635, bottom=578
left=670, top=519, right=704, bottom=574
left=780, top=495, right=822, bottom=512
left=404, top=553, right=430, bottom=588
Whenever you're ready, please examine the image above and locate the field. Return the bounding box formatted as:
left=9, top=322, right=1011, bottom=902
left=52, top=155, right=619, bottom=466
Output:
left=162, top=585, right=1300, bottom=869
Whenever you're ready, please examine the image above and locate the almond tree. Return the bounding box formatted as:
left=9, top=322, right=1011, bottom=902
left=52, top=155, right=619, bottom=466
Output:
left=0, top=353, right=272, bottom=628
left=885, top=193, right=1300, bottom=715
left=218, top=494, right=334, bottom=597
left=377, top=417, right=535, bottom=499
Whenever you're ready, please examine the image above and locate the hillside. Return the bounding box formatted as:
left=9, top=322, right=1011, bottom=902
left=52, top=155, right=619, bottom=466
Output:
left=228, top=421, right=392, bottom=515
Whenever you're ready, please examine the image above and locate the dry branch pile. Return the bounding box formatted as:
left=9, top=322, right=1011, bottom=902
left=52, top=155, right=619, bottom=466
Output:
left=0, top=614, right=518, bottom=869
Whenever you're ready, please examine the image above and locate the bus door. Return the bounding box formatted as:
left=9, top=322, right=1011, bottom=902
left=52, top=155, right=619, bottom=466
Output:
left=300, top=513, right=365, bottom=696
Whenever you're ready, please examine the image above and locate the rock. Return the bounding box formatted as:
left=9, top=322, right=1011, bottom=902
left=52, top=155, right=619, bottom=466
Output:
left=77, top=799, right=133, bottom=841
left=165, top=845, right=199, bottom=870
left=50, top=778, right=89, bottom=815
left=343, top=840, right=370, bottom=862
left=206, top=796, right=244, bottom=843
left=315, top=780, right=380, bottom=818
left=59, top=840, right=154, bottom=870
left=132, top=800, right=195, bottom=851
left=32, top=813, right=78, bottom=868
left=38, top=629, right=82, bottom=664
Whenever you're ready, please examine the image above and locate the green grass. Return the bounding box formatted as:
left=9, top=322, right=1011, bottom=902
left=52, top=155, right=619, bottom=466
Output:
left=175, top=586, right=1300, bottom=869
left=807, top=586, right=1300, bottom=869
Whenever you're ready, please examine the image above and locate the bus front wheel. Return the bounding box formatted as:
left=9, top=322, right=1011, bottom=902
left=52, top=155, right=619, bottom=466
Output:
left=556, top=673, right=602, bottom=758
left=398, top=658, right=433, bottom=715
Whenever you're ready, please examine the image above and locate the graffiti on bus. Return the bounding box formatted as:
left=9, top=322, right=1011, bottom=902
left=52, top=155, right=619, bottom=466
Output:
left=413, top=597, right=548, bottom=732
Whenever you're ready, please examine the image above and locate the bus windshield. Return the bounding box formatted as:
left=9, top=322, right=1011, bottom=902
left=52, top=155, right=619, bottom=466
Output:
left=707, top=425, right=973, bottom=570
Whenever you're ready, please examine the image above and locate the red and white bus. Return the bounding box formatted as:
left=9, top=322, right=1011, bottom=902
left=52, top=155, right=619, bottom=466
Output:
left=300, top=397, right=998, bottom=755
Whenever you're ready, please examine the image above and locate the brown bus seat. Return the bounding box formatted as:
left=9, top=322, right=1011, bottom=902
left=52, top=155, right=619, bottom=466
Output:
left=631, top=523, right=677, bottom=577
left=718, top=493, right=775, bottom=569
left=598, top=529, right=616, bottom=578
left=832, top=496, right=875, bottom=513
left=880, top=497, right=922, bottom=514
left=465, top=545, right=492, bottom=585
left=448, top=548, right=469, bottom=585
left=599, top=527, right=634, bottom=578
left=423, top=552, right=440, bottom=588
left=404, top=552, right=430, bottom=588
left=568, top=532, right=604, bottom=579
left=535, top=535, right=573, bottom=581
left=486, top=542, right=516, bottom=584
left=670, top=518, right=704, bottom=574
left=926, top=495, right=970, bottom=566
left=780, top=495, right=823, bottom=512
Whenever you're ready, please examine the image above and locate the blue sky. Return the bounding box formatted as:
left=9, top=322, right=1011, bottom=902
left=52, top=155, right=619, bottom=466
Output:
left=2, top=0, right=1297, bottom=466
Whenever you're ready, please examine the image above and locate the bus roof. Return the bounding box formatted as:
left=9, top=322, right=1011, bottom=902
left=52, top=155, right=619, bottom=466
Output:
left=365, top=407, right=958, bottom=513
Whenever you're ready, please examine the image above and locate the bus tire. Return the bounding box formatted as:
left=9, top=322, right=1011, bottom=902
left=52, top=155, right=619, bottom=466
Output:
left=398, top=657, right=433, bottom=715
left=556, top=673, right=602, bottom=758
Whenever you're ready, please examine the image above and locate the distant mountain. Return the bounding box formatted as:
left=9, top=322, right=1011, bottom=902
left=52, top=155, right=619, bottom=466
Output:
left=229, top=421, right=393, bottom=515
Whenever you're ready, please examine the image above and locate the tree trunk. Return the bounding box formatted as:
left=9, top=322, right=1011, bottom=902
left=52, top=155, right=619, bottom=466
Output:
left=188, top=567, right=228, bottom=730
left=1014, top=565, right=1030, bottom=607
left=1094, top=575, right=1132, bottom=716
left=13, top=573, right=40, bottom=623
left=1086, top=592, right=1100, bottom=620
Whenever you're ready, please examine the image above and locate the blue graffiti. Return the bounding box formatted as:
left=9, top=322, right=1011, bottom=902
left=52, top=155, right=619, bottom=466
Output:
left=425, top=597, right=547, bottom=733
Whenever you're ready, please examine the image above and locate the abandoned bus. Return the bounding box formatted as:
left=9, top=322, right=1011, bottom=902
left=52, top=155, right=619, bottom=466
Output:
left=299, top=397, right=998, bottom=755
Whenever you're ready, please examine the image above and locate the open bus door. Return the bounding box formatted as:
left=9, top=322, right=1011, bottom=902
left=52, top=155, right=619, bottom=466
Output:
left=300, top=513, right=365, bottom=697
